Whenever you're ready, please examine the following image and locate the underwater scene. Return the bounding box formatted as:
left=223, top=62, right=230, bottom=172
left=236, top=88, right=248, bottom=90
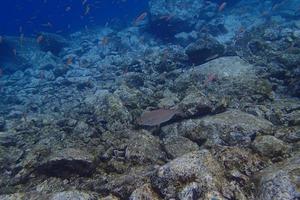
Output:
left=0, top=0, right=300, bottom=199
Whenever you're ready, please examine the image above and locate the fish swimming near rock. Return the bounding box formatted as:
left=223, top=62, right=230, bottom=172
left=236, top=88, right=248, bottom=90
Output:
left=136, top=108, right=181, bottom=126
left=134, top=12, right=148, bottom=26
left=36, top=35, right=44, bottom=43
left=218, top=2, right=227, bottom=12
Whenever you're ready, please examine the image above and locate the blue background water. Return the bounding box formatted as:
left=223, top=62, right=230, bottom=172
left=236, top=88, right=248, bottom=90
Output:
left=0, top=0, right=149, bottom=36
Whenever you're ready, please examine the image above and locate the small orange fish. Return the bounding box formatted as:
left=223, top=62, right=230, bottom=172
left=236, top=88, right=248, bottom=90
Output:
left=218, top=2, right=227, bottom=12
left=41, top=22, right=53, bottom=28
left=204, top=73, right=218, bottom=86
left=100, top=36, right=109, bottom=45
left=123, top=66, right=128, bottom=75
left=66, top=57, right=73, bottom=66
left=12, top=49, right=17, bottom=57
left=65, top=6, right=71, bottom=12
left=261, top=11, right=270, bottom=17
left=159, top=15, right=173, bottom=21
left=238, top=27, right=245, bottom=33
left=37, top=35, right=44, bottom=43
left=134, top=12, right=147, bottom=26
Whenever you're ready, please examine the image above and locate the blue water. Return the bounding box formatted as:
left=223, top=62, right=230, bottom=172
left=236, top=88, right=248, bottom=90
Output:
left=0, top=0, right=148, bottom=36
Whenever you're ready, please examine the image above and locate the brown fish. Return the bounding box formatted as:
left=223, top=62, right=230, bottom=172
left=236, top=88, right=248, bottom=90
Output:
left=37, top=35, right=44, bottom=43
left=137, top=108, right=180, bottom=126
left=66, top=56, right=73, bottom=66
left=100, top=36, right=109, bottom=45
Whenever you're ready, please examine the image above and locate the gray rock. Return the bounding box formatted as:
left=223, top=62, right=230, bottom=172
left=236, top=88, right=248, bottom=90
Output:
left=65, top=68, right=94, bottom=88
left=0, top=117, right=5, bottom=131
left=252, top=135, right=289, bottom=158
left=177, top=87, right=212, bottom=118
left=174, top=56, right=274, bottom=102
left=0, top=193, right=26, bottom=200
left=151, top=150, right=239, bottom=199
left=286, top=110, right=300, bottom=126
left=84, top=90, right=132, bottom=132
left=255, top=154, right=300, bottom=200
left=174, top=31, right=198, bottom=47
left=187, top=56, right=255, bottom=79
left=162, top=109, right=273, bottom=147
left=158, top=89, right=180, bottom=108
left=49, top=191, right=99, bottom=200
left=275, top=126, right=300, bottom=143
left=213, top=146, right=268, bottom=183
left=129, top=184, right=161, bottom=200
left=0, top=131, right=18, bottom=147
left=125, top=130, right=166, bottom=164
left=114, top=84, right=144, bottom=109
left=185, top=35, right=225, bottom=65
left=163, top=135, right=199, bottom=159
left=36, top=51, right=59, bottom=70
left=101, top=195, right=120, bottom=200
left=38, top=32, right=68, bottom=55
left=73, top=121, right=97, bottom=138
left=178, top=182, right=201, bottom=200
left=36, top=148, right=95, bottom=177
left=104, top=94, right=133, bottom=131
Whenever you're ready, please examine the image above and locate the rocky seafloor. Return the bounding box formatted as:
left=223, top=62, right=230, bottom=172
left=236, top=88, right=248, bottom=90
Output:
left=0, top=0, right=299, bottom=199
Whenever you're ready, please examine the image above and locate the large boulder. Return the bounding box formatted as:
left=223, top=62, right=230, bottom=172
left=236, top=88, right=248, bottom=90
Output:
left=185, top=35, right=225, bottom=65
left=162, top=109, right=273, bottom=147
left=84, top=90, right=132, bottom=132
left=36, top=148, right=95, bottom=177
left=252, top=135, right=289, bottom=158
left=151, top=150, right=246, bottom=199
left=254, top=153, right=300, bottom=200
left=173, top=56, right=274, bottom=104
left=163, top=135, right=199, bottom=159
left=124, top=130, right=166, bottom=164
left=37, top=33, right=68, bottom=56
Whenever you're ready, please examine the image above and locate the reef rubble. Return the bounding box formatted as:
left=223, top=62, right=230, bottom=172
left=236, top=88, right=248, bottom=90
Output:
left=0, top=0, right=299, bottom=199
